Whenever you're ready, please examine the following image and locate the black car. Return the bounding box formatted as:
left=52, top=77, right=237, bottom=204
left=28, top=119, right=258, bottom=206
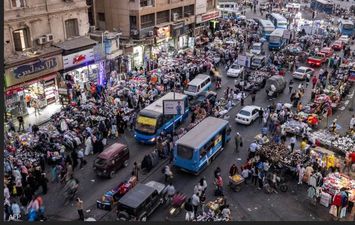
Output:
left=116, top=181, right=166, bottom=221
left=195, top=91, right=217, bottom=105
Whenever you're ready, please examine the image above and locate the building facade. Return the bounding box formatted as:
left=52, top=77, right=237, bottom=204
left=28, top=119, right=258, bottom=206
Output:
left=4, top=0, right=91, bottom=117
left=94, top=0, right=219, bottom=68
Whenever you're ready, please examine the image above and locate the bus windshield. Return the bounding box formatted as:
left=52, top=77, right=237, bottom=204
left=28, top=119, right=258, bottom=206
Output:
left=277, top=22, right=288, bottom=27
left=187, top=85, right=198, bottom=92
left=177, top=145, right=194, bottom=160
left=269, top=36, right=281, bottom=43
left=343, top=24, right=353, bottom=30
left=135, top=115, right=157, bottom=134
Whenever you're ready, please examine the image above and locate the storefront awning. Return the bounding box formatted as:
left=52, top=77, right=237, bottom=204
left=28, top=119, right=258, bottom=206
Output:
left=54, top=37, right=98, bottom=53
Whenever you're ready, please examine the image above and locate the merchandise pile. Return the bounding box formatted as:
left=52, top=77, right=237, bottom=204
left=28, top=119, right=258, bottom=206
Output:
left=322, top=173, right=355, bottom=196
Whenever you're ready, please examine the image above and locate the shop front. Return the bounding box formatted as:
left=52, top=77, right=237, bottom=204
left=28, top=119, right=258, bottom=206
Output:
left=5, top=51, right=63, bottom=117
left=171, top=22, right=187, bottom=50
left=195, top=10, right=221, bottom=36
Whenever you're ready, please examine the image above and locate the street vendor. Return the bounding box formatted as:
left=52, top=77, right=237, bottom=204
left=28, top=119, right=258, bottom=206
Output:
left=229, top=164, right=239, bottom=177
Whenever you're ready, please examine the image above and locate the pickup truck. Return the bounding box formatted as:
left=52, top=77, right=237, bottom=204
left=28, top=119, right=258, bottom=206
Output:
left=307, top=52, right=327, bottom=67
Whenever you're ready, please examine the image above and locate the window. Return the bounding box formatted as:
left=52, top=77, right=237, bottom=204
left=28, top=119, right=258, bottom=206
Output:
left=141, top=13, right=155, bottom=29
left=207, top=0, right=214, bottom=11
left=157, top=10, right=170, bottom=24
left=140, top=0, right=153, bottom=7
left=97, top=13, right=105, bottom=21
left=65, top=19, right=79, bottom=38
left=184, top=5, right=194, bottom=17
left=11, top=0, right=26, bottom=8
left=177, top=145, right=193, bottom=160
left=13, top=28, right=30, bottom=51
left=171, top=7, right=182, bottom=21
left=130, top=16, right=137, bottom=29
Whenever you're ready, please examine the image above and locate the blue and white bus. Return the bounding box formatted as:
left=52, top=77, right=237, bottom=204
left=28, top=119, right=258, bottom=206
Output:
left=173, top=117, right=231, bottom=174
left=268, top=13, right=288, bottom=29
left=134, top=92, right=189, bottom=144
left=310, top=0, right=334, bottom=14
left=339, top=19, right=354, bottom=37
left=268, top=29, right=287, bottom=50
left=259, top=19, right=275, bottom=40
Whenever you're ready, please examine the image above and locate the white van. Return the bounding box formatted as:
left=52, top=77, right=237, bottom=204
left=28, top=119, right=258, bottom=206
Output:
left=184, top=74, right=211, bottom=97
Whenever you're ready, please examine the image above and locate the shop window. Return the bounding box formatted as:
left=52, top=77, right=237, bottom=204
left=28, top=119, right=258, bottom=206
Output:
left=141, top=13, right=155, bottom=29
left=13, top=28, right=30, bottom=52
left=97, top=13, right=105, bottom=22
left=184, top=5, right=194, bottom=17
left=11, top=0, right=26, bottom=8
left=157, top=10, right=170, bottom=24
left=130, top=16, right=137, bottom=29
left=140, top=0, right=154, bottom=7
left=65, top=19, right=79, bottom=39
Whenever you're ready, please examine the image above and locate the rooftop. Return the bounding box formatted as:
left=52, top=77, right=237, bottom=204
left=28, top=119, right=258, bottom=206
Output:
left=53, top=36, right=97, bottom=51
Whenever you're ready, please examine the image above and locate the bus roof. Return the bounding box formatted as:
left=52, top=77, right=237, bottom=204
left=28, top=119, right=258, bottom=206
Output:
left=270, top=13, right=287, bottom=22
left=176, top=117, right=229, bottom=149
left=142, top=92, right=187, bottom=116
left=188, top=74, right=210, bottom=86
left=259, top=19, right=275, bottom=29
left=270, top=29, right=285, bottom=37
left=314, top=0, right=334, bottom=5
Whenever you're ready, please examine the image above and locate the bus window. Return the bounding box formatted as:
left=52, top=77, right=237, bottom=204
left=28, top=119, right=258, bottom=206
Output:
left=136, top=115, right=157, bottom=134
left=177, top=145, right=193, bottom=160
left=200, top=139, right=214, bottom=159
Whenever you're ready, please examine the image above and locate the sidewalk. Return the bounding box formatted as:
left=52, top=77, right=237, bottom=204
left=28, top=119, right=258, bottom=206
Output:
left=12, top=103, right=62, bottom=131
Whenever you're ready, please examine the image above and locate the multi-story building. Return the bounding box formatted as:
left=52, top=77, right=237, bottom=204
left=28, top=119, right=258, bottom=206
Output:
left=4, top=0, right=100, bottom=118
left=95, top=0, right=219, bottom=67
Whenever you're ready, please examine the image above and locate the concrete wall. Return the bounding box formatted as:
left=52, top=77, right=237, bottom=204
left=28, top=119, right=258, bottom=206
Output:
left=4, top=0, right=90, bottom=57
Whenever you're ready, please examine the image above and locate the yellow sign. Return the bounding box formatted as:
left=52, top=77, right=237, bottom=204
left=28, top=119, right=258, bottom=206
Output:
left=214, top=135, right=222, bottom=145
left=137, top=116, right=157, bottom=126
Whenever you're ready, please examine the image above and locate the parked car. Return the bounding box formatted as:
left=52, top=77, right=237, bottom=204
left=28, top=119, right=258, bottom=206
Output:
left=307, top=52, right=327, bottom=66
left=93, top=143, right=129, bottom=178
left=195, top=91, right=217, bottom=105
left=251, top=55, right=266, bottom=69
left=338, top=35, right=350, bottom=45
left=319, top=47, right=334, bottom=58
left=227, top=64, right=244, bottom=77
left=292, top=66, right=314, bottom=80
left=250, top=42, right=263, bottom=55
left=235, top=105, right=261, bottom=125
left=332, top=40, right=344, bottom=51
left=116, top=181, right=166, bottom=221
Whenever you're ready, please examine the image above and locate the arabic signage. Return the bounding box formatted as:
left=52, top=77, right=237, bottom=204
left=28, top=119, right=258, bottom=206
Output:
left=196, top=10, right=220, bottom=24
left=63, top=48, right=95, bottom=69
left=195, top=0, right=207, bottom=15
left=5, top=54, right=63, bottom=88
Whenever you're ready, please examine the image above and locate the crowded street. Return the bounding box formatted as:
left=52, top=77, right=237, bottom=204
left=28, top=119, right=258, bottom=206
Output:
left=3, top=0, right=355, bottom=222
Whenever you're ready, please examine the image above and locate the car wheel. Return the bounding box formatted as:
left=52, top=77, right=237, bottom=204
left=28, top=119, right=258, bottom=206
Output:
left=123, top=160, right=129, bottom=168
left=109, top=171, right=115, bottom=178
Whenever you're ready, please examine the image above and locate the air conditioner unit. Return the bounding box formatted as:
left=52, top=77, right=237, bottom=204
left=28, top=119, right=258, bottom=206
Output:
left=37, top=37, right=47, bottom=45
left=148, top=31, right=154, bottom=36
left=46, top=34, right=54, bottom=42
left=173, top=13, right=179, bottom=21
left=89, top=26, right=96, bottom=33
left=131, top=29, right=139, bottom=35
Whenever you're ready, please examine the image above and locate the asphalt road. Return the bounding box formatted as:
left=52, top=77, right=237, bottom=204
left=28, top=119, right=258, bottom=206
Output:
left=43, top=6, right=354, bottom=222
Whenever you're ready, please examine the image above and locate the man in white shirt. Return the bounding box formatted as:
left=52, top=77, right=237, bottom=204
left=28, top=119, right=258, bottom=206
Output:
left=290, top=135, right=297, bottom=152
left=191, top=193, right=200, bottom=218
left=350, top=115, right=355, bottom=130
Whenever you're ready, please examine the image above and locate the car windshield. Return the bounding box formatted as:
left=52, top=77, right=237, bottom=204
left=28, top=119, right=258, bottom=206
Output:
left=253, top=45, right=261, bottom=50
left=239, top=110, right=251, bottom=116
left=177, top=145, right=193, bottom=160
left=230, top=64, right=240, bottom=69
left=253, top=58, right=262, bottom=64
left=343, top=24, right=353, bottom=30
left=187, top=85, right=198, bottom=92
left=135, top=115, right=157, bottom=134
left=269, top=36, right=280, bottom=43
left=296, top=68, right=306, bottom=73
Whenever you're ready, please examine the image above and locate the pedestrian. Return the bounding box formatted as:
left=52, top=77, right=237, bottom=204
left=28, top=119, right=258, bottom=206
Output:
left=76, top=197, right=84, bottom=221
left=241, top=96, right=244, bottom=106
left=234, top=132, right=243, bottom=152
left=290, top=135, right=296, bottom=152
left=350, top=115, right=355, bottom=130
left=214, top=167, right=221, bottom=179
left=17, top=116, right=25, bottom=132
left=311, top=76, right=318, bottom=89
left=229, top=164, right=239, bottom=177
left=258, top=108, right=263, bottom=124
left=191, top=192, right=200, bottom=218
left=251, top=166, right=258, bottom=186
left=298, top=166, right=305, bottom=185
left=257, top=170, right=264, bottom=190
left=77, top=149, right=86, bottom=169
left=184, top=198, right=194, bottom=221
left=132, top=161, right=140, bottom=180
left=241, top=166, right=250, bottom=184
left=251, top=91, right=256, bottom=103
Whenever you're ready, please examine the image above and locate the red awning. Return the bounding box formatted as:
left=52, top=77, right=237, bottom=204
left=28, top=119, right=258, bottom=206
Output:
left=6, top=72, right=59, bottom=94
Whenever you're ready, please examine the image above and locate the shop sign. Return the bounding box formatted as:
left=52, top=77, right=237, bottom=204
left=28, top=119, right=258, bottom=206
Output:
left=156, top=26, right=170, bottom=40
left=196, top=10, right=220, bottom=24
left=196, top=0, right=207, bottom=15
left=5, top=54, right=63, bottom=88
left=63, top=48, right=95, bottom=69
